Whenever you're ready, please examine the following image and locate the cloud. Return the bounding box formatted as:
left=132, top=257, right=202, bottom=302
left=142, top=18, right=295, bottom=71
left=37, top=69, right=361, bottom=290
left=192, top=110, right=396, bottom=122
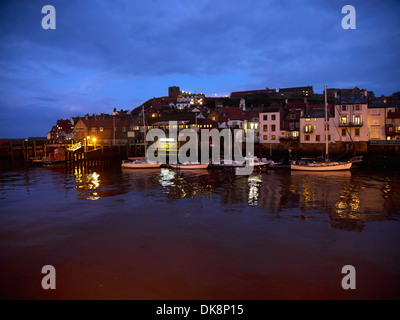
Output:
left=0, top=0, right=399, bottom=137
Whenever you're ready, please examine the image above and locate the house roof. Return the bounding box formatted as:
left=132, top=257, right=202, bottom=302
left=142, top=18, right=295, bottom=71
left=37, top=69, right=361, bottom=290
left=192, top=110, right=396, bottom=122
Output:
left=81, top=119, right=129, bottom=129
left=368, top=101, right=396, bottom=109
left=336, top=95, right=367, bottom=104
left=199, top=118, right=218, bottom=126
left=148, top=112, right=197, bottom=125
left=218, top=107, right=246, bottom=122
left=301, top=108, right=333, bottom=118
left=260, top=103, right=281, bottom=113
left=286, top=102, right=305, bottom=110
left=243, top=110, right=259, bottom=120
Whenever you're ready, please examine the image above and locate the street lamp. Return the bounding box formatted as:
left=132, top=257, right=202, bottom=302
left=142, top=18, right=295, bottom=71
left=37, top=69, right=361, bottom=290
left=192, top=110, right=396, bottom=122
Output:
left=112, top=109, right=119, bottom=145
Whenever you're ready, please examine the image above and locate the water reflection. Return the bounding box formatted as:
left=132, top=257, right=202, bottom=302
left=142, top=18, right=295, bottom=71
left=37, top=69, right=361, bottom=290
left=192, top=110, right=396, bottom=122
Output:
left=288, top=170, right=398, bottom=231
left=157, top=169, right=215, bottom=199
left=51, top=166, right=400, bottom=231
left=247, top=174, right=262, bottom=206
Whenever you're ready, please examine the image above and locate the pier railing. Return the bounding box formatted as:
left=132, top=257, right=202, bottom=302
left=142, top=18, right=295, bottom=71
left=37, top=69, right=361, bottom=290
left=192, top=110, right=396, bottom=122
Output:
left=65, top=146, right=124, bottom=173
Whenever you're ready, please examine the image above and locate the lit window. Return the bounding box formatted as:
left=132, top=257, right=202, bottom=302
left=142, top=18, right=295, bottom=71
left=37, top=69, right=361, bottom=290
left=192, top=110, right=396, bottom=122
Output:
left=100, top=127, right=104, bottom=132
left=263, top=125, right=268, bottom=132
left=353, top=115, right=362, bottom=125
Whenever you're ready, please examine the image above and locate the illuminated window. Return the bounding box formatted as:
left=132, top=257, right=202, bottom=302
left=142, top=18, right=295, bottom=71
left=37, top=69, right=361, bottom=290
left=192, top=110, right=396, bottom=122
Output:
left=263, top=135, right=268, bottom=140
left=100, top=127, right=104, bottom=132
left=263, top=125, right=268, bottom=132
left=340, top=116, right=348, bottom=124
left=271, top=125, right=276, bottom=131
left=271, top=135, right=276, bottom=140
left=91, top=127, right=97, bottom=132
left=305, top=118, right=311, bottom=122
left=353, top=115, right=362, bottom=125
left=304, top=124, right=312, bottom=132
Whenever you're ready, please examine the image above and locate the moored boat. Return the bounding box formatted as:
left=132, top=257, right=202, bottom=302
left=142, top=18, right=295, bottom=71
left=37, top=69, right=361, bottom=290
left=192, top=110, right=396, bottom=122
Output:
left=121, top=159, right=162, bottom=169
left=169, top=162, right=209, bottom=170
left=290, top=85, right=361, bottom=172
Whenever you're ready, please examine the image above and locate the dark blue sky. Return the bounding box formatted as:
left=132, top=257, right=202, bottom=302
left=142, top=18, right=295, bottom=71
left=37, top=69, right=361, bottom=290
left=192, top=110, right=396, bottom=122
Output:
left=1, top=0, right=399, bottom=138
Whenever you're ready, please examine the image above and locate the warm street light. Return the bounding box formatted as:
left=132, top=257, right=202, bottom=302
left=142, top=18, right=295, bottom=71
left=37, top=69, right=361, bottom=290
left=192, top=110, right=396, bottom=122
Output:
left=112, top=109, right=119, bottom=145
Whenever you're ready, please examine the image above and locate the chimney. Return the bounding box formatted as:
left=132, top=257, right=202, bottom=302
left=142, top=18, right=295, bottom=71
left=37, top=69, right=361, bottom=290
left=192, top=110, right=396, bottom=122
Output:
left=364, top=89, right=368, bottom=97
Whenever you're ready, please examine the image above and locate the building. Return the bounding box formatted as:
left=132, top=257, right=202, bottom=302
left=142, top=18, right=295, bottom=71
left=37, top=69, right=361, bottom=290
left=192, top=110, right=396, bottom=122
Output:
left=281, top=102, right=305, bottom=140
left=368, top=101, right=390, bottom=141
left=168, top=86, right=181, bottom=98
left=386, top=111, right=400, bottom=140
left=259, top=103, right=284, bottom=144
left=47, top=119, right=74, bottom=143
left=218, top=107, right=247, bottom=129
left=299, top=108, right=334, bottom=144
left=333, top=89, right=369, bottom=142
left=74, top=118, right=130, bottom=145
left=230, top=87, right=276, bottom=98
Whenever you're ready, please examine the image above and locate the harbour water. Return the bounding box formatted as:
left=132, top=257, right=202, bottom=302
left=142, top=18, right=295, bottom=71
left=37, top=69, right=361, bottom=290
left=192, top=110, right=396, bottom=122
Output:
left=0, top=165, right=399, bottom=299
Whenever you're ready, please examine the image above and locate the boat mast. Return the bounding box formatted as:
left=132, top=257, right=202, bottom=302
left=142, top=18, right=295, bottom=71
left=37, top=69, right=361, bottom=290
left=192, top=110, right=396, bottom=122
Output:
left=324, top=85, right=329, bottom=162
left=142, top=105, right=147, bottom=158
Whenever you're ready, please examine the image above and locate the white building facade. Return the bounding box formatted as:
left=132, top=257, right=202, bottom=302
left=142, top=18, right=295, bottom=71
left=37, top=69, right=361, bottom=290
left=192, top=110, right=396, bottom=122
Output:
left=259, top=105, right=283, bottom=144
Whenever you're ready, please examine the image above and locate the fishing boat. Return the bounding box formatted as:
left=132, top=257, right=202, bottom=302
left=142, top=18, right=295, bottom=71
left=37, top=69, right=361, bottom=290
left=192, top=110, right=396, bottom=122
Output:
left=290, top=85, right=359, bottom=172
left=169, top=162, right=209, bottom=170
left=121, top=106, right=162, bottom=169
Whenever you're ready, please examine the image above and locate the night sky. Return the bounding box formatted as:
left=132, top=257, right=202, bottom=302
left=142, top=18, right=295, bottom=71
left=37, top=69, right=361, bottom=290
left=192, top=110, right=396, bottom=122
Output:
left=1, top=0, right=399, bottom=138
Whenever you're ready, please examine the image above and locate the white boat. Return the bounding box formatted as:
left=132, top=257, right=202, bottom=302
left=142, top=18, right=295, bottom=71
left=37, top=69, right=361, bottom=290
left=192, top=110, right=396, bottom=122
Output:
left=122, top=106, right=162, bottom=169
left=122, top=159, right=162, bottom=169
left=246, top=156, right=270, bottom=170
left=290, top=85, right=359, bottom=172
left=169, top=162, right=209, bottom=170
